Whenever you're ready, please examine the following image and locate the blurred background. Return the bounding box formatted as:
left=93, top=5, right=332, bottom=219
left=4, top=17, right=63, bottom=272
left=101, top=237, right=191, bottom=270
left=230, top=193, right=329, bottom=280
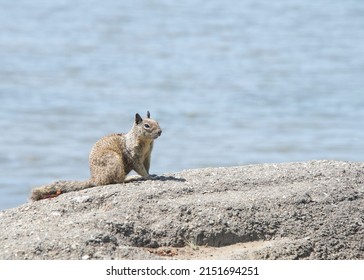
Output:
left=1, top=0, right=364, bottom=210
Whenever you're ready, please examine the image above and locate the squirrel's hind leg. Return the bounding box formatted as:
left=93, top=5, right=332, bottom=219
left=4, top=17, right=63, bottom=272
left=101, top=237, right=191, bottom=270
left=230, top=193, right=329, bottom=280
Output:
left=90, top=151, right=126, bottom=185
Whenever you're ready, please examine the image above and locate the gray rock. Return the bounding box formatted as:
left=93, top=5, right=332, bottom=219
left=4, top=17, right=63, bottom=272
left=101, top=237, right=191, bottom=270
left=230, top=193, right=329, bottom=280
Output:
left=0, top=160, right=363, bottom=259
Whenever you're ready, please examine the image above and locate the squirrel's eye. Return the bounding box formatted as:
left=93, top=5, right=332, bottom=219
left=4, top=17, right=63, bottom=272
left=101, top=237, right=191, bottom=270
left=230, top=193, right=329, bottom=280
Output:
left=144, top=124, right=150, bottom=129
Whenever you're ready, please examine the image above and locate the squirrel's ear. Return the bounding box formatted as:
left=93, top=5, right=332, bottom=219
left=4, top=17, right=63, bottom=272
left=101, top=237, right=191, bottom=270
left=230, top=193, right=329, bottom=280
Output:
left=147, top=111, right=150, bottom=118
left=135, top=113, right=143, bottom=124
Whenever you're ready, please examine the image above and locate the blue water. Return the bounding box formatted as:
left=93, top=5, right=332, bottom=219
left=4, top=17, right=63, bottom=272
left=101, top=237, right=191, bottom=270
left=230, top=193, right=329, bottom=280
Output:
left=1, top=0, right=364, bottom=210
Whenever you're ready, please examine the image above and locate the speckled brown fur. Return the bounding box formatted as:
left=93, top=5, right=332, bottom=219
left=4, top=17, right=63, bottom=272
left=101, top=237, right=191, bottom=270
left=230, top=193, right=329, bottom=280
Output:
left=30, top=112, right=162, bottom=201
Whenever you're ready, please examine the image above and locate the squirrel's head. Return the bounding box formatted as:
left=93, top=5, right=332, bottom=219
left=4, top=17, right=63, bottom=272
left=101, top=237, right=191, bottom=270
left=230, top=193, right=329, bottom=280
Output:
left=134, top=111, right=162, bottom=140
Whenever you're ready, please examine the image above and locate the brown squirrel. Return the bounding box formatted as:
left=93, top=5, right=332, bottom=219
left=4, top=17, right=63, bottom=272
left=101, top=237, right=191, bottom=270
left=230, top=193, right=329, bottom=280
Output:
left=30, top=111, right=162, bottom=201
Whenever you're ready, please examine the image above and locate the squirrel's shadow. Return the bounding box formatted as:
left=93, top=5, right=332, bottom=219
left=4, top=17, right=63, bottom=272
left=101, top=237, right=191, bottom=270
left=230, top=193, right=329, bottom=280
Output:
left=155, top=175, right=186, bottom=182
left=125, top=175, right=186, bottom=183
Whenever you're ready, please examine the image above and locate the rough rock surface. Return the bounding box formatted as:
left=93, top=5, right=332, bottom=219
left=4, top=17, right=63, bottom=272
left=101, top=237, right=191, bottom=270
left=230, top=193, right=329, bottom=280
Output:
left=0, top=160, right=363, bottom=260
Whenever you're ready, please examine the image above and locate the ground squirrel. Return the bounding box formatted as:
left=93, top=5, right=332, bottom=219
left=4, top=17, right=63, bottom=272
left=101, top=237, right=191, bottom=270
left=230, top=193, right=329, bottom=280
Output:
left=30, top=111, right=162, bottom=201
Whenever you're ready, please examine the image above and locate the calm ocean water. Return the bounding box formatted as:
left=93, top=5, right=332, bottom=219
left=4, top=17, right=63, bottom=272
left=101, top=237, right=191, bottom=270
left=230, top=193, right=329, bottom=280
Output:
left=1, top=0, right=364, bottom=210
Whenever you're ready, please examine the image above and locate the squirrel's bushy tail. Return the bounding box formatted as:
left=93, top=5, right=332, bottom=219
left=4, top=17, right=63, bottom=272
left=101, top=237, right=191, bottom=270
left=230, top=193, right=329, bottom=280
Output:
left=30, top=180, right=95, bottom=201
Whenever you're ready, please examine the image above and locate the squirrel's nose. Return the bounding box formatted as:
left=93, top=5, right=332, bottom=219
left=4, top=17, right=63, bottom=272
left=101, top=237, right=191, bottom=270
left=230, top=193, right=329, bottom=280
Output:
left=158, top=130, right=162, bottom=136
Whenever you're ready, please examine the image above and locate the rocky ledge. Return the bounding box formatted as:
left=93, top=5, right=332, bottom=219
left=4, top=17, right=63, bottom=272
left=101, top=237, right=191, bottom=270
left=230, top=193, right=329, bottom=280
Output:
left=0, top=160, right=363, bottom=260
